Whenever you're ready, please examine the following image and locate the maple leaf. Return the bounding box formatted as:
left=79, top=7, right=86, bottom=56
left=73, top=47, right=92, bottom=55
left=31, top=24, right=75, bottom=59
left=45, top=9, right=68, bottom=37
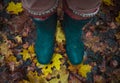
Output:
left=42, top=65, right=53, bottom=76
left=27, top=71, right=48, bottom=83
left=20, top=49, right=31, bottom=61
left=56, top=21, right=65, bottom=43
left=6, top=55, right=20, bottom=71
left=42, top=53, right=63, bottom=76
left=68, top=61, right=92, bottom=78
left=0, top=42, right=13, bottom=58
left=28, top=44, right=35, bottom=54
left=49, top=66, right=69, bottom=83
left=115, top=12, right=120, bottom=23
left=15, top=35, right=22, bottom=43
left=20, top=44, right=36, bottom=61
left=34, top=60, right=53, bottom=77
left=33, top=58, right=53, bottom=76
left=78, top=64, right=92, bottom=78
left=6, top=1, right=23, bottom=15
left=103, top=0, right=114, bottom=6
left=7, top=55, right=17, bottom=62
left=35, top=53, right=63, bottom=77
left=51, top=53, right=63, bottom=70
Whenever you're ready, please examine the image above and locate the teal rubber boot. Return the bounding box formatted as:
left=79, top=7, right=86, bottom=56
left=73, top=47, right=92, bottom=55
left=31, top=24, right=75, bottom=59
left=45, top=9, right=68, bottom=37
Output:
left=33, top=14, right=57, bottom=64
left=63, top=13, right=91, bottom=65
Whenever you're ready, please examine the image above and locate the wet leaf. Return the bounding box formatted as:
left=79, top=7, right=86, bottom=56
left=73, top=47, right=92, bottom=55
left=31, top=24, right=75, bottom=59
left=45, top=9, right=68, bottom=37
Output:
left=42, top=53, right=63, bottom=76
left=51, top=53, right=63, bottom=70
left=27, top=71, right=48, bottom=83
left=0, top=42, right=13, bottom=58
left=103, top=0, right=114, bottom=6
left=78, top=64, right=92, bottom=78
left=28, top=44, right=35, bottom=54
left=49, top=66, right=69, bottom=83
left=6, top=1, right=23, bottom=15
left=15, top=35, right=22, bottom=43
left=115, top=12, right=120, bottom=23
left=20, top=49, right=30, bottom=61
left=56, top=21, right=65, bottom=43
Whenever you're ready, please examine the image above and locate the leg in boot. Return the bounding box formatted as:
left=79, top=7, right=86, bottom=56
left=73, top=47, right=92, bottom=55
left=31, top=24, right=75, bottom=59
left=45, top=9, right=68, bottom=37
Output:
left=22, top=0, right=58, bottom=64
left=63, top=13, right=91, bottom=65
left=63, top=0, right=101, bottom=65
left=33, top=14, right=57, bottom=64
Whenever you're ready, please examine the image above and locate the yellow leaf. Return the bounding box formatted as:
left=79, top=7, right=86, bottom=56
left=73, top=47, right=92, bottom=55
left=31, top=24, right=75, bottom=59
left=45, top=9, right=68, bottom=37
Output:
left=56, top=21, right=65, bottom=43
left=28, top=44, right=35, bottom=54
left=20, top=49, right=30, bottom=61
left=15, top=35, right=22, bottom=43
left=35, top=60, right=53, bottom=76
left=27, top=71, right=48, bottom=83
left=115, top=12, right=120, bottom=23
left=102, top=0, right=114, bottom=6
left=6, top=55, right=20, bottom=67
left=34, top=59, right=42, bottom=68
left=6, top=1, right=23, bottom=14
left=35, top=53, right=63, bottom=77
left=49, top=66, right=69, bottom=83
left=7, top=55, right=17, bottom=62
left=0, top=43, right=13, bottom=58
left=42, top=65, right=53, bottom=76
left=51, top=53, right=63, bottom=70
left=78, top=64, right=92, bottom=78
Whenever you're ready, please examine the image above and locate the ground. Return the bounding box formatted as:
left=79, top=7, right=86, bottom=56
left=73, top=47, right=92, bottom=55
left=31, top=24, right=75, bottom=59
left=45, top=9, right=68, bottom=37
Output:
left=0, top=0, right=120, bottom=83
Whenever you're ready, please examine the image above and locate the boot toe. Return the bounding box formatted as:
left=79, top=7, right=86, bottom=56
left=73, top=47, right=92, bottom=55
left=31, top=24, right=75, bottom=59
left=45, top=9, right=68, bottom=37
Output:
left=68, top=52, right=84, bottom=65
left=66, top=45, right=84, bottom=65
left=35, top=45, right=54, bottom=64
left=36, top=50, right=53, bottom=64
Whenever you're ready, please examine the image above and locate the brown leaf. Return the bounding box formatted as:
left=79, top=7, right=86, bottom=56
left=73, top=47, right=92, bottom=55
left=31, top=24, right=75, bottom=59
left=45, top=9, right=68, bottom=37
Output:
left=0, top=72, right=9, bottom=83
left=110, top=60, right=118, bottom=68
left=94, top=75, right=105, bottom=83
left=109, top=22, right=117, bottom=29
left=7, top=12, right=29, bottom=34
left=69, top=74, right=82, bottom=83
left=0, top=42, right=13, bottom=58
left=85, top=31, right=93, bottom=38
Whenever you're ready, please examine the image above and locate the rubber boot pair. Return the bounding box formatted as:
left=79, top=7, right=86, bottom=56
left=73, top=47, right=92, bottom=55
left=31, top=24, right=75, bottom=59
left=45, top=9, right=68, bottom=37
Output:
left=33, top=13, right=91, bottom=65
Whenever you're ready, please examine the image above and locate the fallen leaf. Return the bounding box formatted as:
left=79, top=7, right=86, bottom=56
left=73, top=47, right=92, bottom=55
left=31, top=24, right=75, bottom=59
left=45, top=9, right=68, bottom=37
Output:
left=103, top=0, right=114, bottom=6
left=56, top=21, right=65, bottom=43
left=78, top=64, right=92, bottom=78
left=27, top=71, right=48, bottom=83
left=0, top=42, right=13, bottom=58
left=28, top=44, right=35, bottom=54
left=49, top=66, right=69, bottom=83
left=115, top=12, right=120, bottom=23
left=51, top=53, right=63, bottom=70
left=35, top=53, right=63, bottom=77
left=15, top=35, right=22, bottom=43
left=6, top=1, right=23, bottom=14
left=20, top=49, right=30, bottom=61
